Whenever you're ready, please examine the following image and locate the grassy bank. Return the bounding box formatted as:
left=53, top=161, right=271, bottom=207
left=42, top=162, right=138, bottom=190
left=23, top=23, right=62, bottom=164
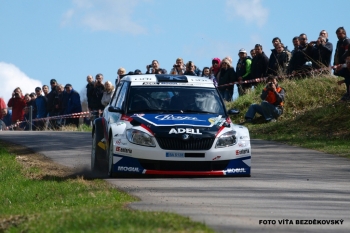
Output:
left=0, top=143, right=214, bottom=233
left=228, top=75, right=350, bottom=158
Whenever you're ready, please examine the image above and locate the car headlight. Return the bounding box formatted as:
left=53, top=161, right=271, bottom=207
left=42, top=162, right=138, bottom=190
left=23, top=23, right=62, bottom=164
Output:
left=216, top=130, right=237, bottom=148
left=126, top=129, right=156, bottom=147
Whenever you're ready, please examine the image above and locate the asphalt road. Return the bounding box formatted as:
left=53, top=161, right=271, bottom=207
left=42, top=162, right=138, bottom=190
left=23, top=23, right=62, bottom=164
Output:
left=0, top=131, right=349, bottom=233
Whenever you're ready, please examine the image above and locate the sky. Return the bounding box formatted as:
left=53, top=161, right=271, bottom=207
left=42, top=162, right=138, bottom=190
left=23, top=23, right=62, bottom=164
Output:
left=0, top=0, right=349, bottom=104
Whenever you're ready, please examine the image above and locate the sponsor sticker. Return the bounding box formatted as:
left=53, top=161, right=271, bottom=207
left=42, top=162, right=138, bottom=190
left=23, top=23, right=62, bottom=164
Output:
left=208, top=116, right=225, bottom=126
left=116, top=147, right=132, bottom=153
left=236, top=149, right=250, bottom=155
left=169, top=128, right=202, bottom=135
left=143, top=82, right=158, bottom=85
left=120, top=115, right=132, bottom=121
left=155, top=115, right=205, bottom=122
left=132, top=114, right=145, bottom=117
left=118, top=166, right=140, bottom=172
left=226, top=168, right=246, bottom=173
left=166, top=152, right=185, bottom=157
left=212, top=156, right=221, bottom=161
left=115, top=140, right=128, bottom=146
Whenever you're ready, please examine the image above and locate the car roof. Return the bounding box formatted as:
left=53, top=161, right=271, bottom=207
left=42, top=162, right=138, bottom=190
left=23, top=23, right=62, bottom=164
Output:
left=119, top=74, right=215, bottom=87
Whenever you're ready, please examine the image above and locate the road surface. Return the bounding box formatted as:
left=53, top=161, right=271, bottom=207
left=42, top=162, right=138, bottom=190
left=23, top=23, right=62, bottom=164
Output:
left=0, top=131, right=349, bottom=233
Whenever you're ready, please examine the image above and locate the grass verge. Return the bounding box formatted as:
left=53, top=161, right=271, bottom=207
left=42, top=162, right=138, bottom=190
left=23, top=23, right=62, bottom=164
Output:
left=0, top=142, right=214, bottom=233
left=227, top=75, right=350, bottom=158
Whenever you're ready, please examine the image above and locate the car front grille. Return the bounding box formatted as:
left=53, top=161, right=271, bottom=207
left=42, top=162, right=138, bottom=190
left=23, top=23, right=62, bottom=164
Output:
left=156, top=137, right=215, bottom=150
left=139, top=159, right=230, bottom=171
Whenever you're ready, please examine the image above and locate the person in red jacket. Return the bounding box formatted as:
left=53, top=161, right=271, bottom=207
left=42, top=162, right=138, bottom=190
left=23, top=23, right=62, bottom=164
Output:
left=7, top=87, right=27, bottom=128
left=0, top=97, right=6, bottom=119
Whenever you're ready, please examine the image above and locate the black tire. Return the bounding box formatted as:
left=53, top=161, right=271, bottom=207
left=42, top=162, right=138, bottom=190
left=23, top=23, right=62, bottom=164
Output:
left=107, top=137, right=115, bottom=178
left=91, top=122, right=107, bottom=173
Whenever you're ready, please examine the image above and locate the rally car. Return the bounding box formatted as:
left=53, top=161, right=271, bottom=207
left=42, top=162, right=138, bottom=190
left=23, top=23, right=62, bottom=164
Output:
left=91, top=74, right=251, bottom=177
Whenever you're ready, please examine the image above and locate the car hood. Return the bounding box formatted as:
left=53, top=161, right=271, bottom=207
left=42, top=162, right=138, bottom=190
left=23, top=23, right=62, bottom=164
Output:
left=129, top=113, right=230, bottom=138
left=130, top=113, right=227, bottom=127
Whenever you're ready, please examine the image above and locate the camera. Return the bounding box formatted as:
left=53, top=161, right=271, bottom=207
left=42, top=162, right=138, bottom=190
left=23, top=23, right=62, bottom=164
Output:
left=14, top=93, right=20, bottom=97
left=268, top=82, right=273, bottom=88
left=148, top=64, right=153, bottom=68
left=173, top=64, right=180, bottom=68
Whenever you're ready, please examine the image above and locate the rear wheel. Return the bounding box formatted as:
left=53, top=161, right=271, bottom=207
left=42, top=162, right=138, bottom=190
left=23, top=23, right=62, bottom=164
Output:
left=91, top=126, right=106, bottom=173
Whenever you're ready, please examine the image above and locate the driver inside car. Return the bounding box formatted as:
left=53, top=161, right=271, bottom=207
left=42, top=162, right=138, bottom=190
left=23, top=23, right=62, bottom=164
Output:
left=169, top=91, right=201, bottom=111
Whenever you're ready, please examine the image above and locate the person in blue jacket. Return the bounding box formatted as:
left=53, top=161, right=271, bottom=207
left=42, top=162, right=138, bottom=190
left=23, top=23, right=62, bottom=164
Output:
left=0, top=108, right=12, bottom=130
left=64, top=84, right=82, bottom=128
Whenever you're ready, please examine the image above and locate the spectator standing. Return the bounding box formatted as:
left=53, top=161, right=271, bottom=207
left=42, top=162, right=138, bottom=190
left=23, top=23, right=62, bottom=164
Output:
left=134, top=69, right=142, bottom=75
left=86, top=75, right=95, bottom=111
left=194, top=65, right=202, bottom=76
left=0, top=97, right=7, bottom=119
left=90, top=73, right=105, bottom=118
left=251, top=44, right=269, bottom=82
left=269, top=37, right=282, bottom=67
left=22, top=93, right=37, bottom=130
left=267, top=43, right=289, bottom=76
left=29, top=93, right=37, bottom=119
left=56, top=84, right=66, bottom=127
left=202, top=67, right=217, bottom=86
left=64, top=84, right=82, bottom=128
left=217, top=58, right=237, bottom=101
left=184, top=61, right=197, bottom=76
left=46, top=79, right=59, bottom=129
left=244, top=76, right=285, bottom=123
left=170, top=58, right=186, bottom=75
left=334, top=27, right=350, bottom=65
left=307, top=36, right=333, bottom=70
left=42, top=85, right=49, bottom=97
left=146, top=60, right=167, bottom=74
left=202, top=67, right=211, bottom=78
left=288, top=34, right=310, bottom=75
left=236, top=49, right=252, bottom=96
left=210, top=58, right=221, bottom=78
left=0, top=108, right=12, bottom=129
left=117, top=67, right=126, bottom=83
left=291, top=36, right=300, bottom=58
left=250, top=49, right=256, bottom=58
left=335, top=56, right=350, bottom=101
left=35, top=87, right=48, bottom=130
left=56, top=84, right=65, bottom=115
left=7, top=87, right=26, bottom=128
left=101, top=81, right=115, bottom=107
left=320, top=30, right=333, bottom=53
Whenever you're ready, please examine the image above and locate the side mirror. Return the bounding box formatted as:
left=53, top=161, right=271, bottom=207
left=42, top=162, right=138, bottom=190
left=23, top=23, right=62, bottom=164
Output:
left=108, top=106, right=123, bottom=113
left=227, top=109, right=240, bottom=115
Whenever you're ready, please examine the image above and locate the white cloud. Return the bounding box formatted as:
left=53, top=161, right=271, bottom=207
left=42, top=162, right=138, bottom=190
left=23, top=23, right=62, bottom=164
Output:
left=61, top=0, right=148, bottom=34
left=0, top=62, right=42, bottom=104
left=226, top=0, right=269, bottom=27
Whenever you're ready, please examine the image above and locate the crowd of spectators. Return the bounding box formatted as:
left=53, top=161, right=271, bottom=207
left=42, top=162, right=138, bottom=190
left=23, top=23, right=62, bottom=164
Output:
left=119, top=28, right=348, bottom=99
left=0, top=71, right=120, bottom=130
left=1, top=27, right=350, bottom=130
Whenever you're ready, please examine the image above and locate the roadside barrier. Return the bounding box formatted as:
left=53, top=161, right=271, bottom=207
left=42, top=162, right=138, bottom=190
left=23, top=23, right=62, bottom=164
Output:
left=4, top=111, right=94, bottom=131
left=216, top=65, right=341, bottom=88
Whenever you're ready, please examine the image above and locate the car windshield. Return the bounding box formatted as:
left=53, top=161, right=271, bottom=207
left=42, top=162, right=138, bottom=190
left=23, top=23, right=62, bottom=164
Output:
left=127, top=86, right=226, bottom=115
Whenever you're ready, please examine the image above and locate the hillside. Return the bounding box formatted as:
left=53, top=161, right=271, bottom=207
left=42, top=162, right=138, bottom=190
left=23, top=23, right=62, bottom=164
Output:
left=227, top=75, right=350, bottom=158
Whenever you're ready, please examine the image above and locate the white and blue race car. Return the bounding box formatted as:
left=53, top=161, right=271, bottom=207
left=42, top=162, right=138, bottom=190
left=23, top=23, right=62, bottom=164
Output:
left=91, top=74, right=251, bottom=177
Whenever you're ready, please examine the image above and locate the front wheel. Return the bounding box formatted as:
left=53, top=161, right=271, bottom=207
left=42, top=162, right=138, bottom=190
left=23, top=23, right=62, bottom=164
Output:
left=107, top=138, right=115, bottom=178
left=91, top=127, right=106, bottom=173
